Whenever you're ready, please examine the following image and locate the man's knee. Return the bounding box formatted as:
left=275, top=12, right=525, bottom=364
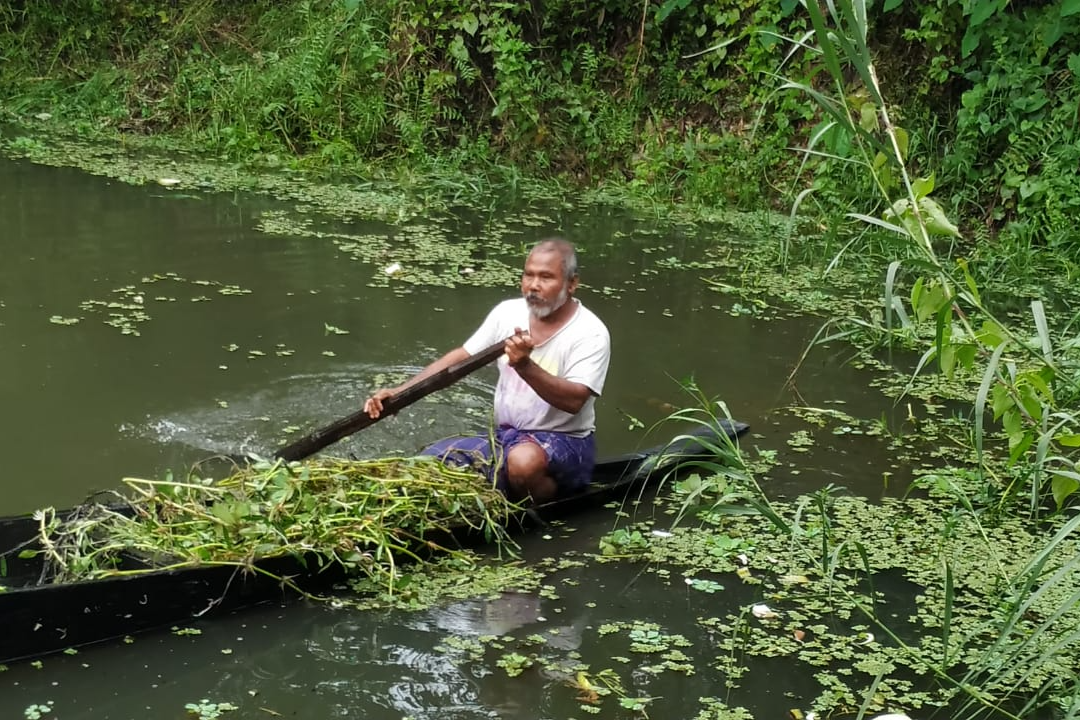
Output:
left=505, top=442, right=559, bottom=502
left=506, top=442, right=548, bottom=483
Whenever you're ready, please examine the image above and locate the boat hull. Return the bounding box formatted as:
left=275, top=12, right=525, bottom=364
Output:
left=0, top=421, right=747, bottom=663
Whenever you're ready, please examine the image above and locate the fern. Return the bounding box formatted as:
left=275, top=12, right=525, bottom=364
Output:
left=290, top=14, right=334, bottom=122
left=580, top=43, right=598, bottom=87
left=992, top=115, right=1078, bottom=245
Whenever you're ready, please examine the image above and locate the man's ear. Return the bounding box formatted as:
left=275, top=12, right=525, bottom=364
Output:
left=568, top=275, right=580, bottom=294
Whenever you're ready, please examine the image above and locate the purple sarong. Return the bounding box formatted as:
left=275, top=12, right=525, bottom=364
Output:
left=421, top=426, right=596, bottom=495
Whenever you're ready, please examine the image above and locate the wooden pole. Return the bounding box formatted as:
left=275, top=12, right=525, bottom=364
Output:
left=273, top=337, right=508, bottom=462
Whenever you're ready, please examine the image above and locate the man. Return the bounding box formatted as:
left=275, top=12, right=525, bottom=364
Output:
left=364, top=238, right=610, bottom=503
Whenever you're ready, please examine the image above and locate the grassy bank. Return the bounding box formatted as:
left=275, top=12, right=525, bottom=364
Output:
left=3, top=1, right=1078, bottom=239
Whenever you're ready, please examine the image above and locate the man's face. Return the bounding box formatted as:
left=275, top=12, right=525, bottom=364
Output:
left=521, top=249, right=577, bottom=319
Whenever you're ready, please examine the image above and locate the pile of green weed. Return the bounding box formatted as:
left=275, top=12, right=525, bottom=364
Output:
left=30, top=455, right=517, bottom=593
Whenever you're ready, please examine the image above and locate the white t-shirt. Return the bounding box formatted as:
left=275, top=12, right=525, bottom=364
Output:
left=462, top=298, right=610, bottom=437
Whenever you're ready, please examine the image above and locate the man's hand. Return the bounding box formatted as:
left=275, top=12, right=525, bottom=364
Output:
left=363, top=388, right=396, bottom=419
left=361, top=346, right=471, bottom=420
left=505, top=328, right=534, bottom=368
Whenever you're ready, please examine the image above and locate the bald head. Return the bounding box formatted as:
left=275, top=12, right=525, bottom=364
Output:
left=529, top=238, right=579, bottom=282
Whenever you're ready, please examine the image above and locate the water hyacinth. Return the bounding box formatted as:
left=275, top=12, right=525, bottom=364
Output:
left=33, top=456, right=519, bottom=593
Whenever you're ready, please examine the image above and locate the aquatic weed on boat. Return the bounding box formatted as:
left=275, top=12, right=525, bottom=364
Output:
left=30, top=456, right=520, bottom=595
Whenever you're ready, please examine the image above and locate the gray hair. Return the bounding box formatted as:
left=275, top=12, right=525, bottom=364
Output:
left=531, top=238, right=579, bottom=281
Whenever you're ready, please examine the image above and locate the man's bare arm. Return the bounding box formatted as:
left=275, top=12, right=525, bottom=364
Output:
left=512, top=358, right=594, bottom=414
left=363, top=346, right=472, bottom=418
left=502, top=330, right=594, bottom=414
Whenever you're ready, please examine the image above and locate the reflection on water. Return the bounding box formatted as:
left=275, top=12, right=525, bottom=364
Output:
left=418, top=593, right=585, bottom=652
left=421, top=593, right=544, bottom=637
left=316, top=645, right=487, bottom=719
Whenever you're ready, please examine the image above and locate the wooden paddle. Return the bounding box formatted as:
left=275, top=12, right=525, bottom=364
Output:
left=273, top=337, right=510, bottom=462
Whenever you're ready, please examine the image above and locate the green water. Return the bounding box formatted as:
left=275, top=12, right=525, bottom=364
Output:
left=0, top=156, right=912, bottom=719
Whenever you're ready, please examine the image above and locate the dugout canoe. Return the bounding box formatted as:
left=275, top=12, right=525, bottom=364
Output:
left=0, top=420, right=747, bottom=664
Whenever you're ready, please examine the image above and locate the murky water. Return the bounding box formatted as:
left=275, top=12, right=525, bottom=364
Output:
left=1, top=156, right=913, bottom=717
left=1, top=159, right=902, bottom=514
left=0, top=521, right=847, bottom=720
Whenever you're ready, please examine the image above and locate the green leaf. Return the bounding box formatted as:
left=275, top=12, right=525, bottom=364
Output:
left=885, top=197, right=921, bottom=240
left=1055, top=434, right=1080, bottom=447
left=912, top=174, right=935, bottom=200
left=1008, top=428, right=1034, bottom=463
left=961, top=26, right=981, bottom=57
left=859, top=103, right=878, bottom=133
left=1019, top=177, right=1047, bottom=199
left=957, top=258, right=981, bottom=305
left=1063, top=0, right=1080, bottom=17
left=969, top=0, right=1001, bottom=25
left=461, top=11, right=479, bottom=35
left=991, top=384, right=1012, bottom=420
left=1068, top=53, right=1080, bottom=76
left=1018, top=383, right=1043, bottom=422
left=1022, top=370, right=1052, bottom=401
left=934, top=302, right=949, bottom=375
left=656, top=0, right=694, bottom=22
left=915, top=282, right=947, bottom=323
left=1051, top=474, right=1079, bottom=509
left=1044, top=18, right=1065, bottom=48
left=893, top=127, right=909, bottom=160
left=977, top=320, right=1006, bottom=348
left=878, top=164, right=895, bottom=192
left=883, top=0, right=903, bottom=10
left=1002, top=407, right=1022, bottom=440
left=940, top=343, right=957, bottom=377
left=211, top=502, right=246, bottom=526
left=919, top=197, right=961, bottom=237
left=911, top=276, right=925, bottom=313
left=956, top=343, right=977, bottom=372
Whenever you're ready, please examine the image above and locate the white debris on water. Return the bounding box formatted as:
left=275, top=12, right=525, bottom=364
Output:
left=751, top=603, right=779, bottom=619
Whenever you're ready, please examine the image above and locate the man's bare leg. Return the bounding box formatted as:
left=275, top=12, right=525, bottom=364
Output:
left=506, top=442, right=557, bottom=503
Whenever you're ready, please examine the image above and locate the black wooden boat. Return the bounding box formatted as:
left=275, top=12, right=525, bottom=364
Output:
left=0, top=421, right=747, bottom=664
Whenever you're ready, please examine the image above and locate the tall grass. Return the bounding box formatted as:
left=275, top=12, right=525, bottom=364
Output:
left=756, top=1, right=1080, bottom=717
left=768, top=0, right=1080, bottom=520
left=638, top=1, right=1080, bottom=716
left=641, top=379, right=788, bottom=533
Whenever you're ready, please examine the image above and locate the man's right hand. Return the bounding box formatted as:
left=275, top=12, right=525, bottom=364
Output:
left=363, top=388, right=396, bottom=419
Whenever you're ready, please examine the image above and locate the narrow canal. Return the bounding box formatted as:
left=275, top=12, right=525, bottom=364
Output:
left=1, top=155, right=913, bottom=719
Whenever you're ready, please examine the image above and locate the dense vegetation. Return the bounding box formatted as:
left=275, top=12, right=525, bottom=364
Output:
left=2, top=0, right=1077, bottom=245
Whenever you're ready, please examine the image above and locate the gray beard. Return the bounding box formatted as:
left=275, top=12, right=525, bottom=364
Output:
left=527, top=289, right=568, bottom=319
